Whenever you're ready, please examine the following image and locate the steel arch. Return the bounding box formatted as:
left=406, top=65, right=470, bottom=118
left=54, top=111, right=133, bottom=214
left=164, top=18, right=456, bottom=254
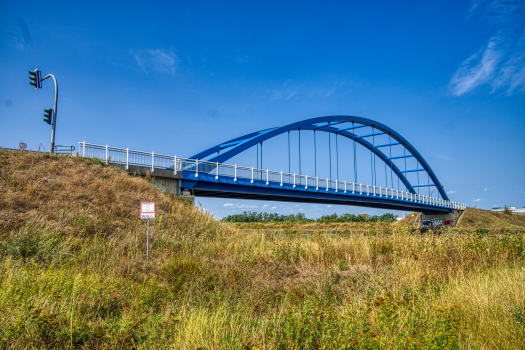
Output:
left=189, top=116, right=449, bottom=201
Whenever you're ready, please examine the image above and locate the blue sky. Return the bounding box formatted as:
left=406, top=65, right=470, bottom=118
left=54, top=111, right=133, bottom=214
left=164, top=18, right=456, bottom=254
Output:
left=1, top=0, right=524, bottom=218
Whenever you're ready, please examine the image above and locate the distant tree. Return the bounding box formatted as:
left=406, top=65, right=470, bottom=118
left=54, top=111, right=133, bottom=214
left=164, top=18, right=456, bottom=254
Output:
left=221, top=211, right=398, bottom=223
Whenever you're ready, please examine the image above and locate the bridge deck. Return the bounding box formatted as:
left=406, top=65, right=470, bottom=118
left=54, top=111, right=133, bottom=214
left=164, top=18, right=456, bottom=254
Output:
left=180, top=172, right=454, bottom=214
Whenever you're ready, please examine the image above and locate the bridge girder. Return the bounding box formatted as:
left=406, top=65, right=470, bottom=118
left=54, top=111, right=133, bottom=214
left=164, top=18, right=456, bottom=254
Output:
left=189, top=116, right=449, bottom=201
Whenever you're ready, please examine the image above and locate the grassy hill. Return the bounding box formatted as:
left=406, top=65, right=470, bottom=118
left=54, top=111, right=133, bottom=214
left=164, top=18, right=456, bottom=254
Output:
left=394, top=208, right=525, bottom=232
left=1, top=150, right=524, bottom=349
left=457, top=207, right=525, bottom=229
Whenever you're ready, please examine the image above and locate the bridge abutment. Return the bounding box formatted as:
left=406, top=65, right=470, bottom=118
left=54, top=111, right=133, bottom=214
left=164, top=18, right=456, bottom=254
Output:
left=420, top=209, right=464, bottom=227
left=115, top=164, right=195, bottom=204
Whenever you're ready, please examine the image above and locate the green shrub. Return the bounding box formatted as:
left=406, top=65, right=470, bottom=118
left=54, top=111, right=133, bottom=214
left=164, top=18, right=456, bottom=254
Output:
left=337, top=258, right=349, bottom=271
left=162, top=257, right=201, bottom=286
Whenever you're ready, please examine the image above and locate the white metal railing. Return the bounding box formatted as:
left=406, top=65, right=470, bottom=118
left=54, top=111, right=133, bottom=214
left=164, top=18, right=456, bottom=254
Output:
left=79, top=142, right=467, bottom=210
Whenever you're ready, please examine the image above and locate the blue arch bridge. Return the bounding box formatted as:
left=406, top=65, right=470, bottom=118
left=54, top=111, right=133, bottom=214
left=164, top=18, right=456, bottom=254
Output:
left=79, top=116, right=466, bottom=223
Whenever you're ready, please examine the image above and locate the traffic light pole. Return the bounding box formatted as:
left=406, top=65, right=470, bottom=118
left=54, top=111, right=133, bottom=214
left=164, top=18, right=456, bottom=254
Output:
left=41, top=74, right=58, bottom=154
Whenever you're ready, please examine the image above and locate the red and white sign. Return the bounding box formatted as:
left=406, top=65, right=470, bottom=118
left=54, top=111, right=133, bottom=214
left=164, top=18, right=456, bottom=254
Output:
left=140, top=202, right=155, bottom=219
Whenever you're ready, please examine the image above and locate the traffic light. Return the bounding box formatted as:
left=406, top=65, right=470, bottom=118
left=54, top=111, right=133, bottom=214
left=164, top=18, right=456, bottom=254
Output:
left=43, top=109, right=53, bottom=125
left=29, top=69, right=41, bottom=89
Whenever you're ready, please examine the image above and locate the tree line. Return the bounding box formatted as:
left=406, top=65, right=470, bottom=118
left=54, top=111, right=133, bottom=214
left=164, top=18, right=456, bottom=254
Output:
left=221, top=211, right=398, bottom=223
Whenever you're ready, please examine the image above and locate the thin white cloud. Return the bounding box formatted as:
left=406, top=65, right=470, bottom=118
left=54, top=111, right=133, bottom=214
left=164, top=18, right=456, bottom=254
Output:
left=447, top=190, right=457, bottom=194
left=262, top=204, right=270, bottom=209
left=223, top=203, right=258, bottom=209
left=133, top=47, right=180, bottom=75
left=450, top=37, right=500, bottom=95
left=450, top=0, right=525, bottom=95
left=235, top=51, right=249, bottom=64
left=474, top=199, right=481, bottom=202
left=327, top=205, right=332, bottom=208
left=271, top=80, right=303, bottom=100
left=484, top=188, right=489, bottom=191
left=15, top=18, right=33, bottom=50
left=271, top=206, right=277, bottom=210
left=325, top=82, right=339, bottom=97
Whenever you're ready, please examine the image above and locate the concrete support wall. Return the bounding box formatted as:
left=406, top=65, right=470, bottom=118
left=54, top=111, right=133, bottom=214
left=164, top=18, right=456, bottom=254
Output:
left=115, top=164, right=195, bottom=204
left=421, top=209, right=464, bottom=227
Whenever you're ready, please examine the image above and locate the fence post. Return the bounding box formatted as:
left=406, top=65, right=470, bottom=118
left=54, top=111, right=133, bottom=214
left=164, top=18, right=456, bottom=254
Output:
left=251, top=167, right=254, bottom=184
left=326, top=179, right=329, bottom=191
left=234, top=165, right=237, bottom=182
left=280, top=171, right=283, bottom=187
left=83, top=141, right=86, bottom=157
left=316, top=177, right=318, bottom=191
left=293, top=173, right=295, bottom=188
left=174, top=156, right=177, bottom=176
left=379, top=187, right=382, bottom=197
left=126, top=148, right=129, bottom=170
left=151, top=152, right=155, bottom=174
left=105, top=145, right=108, bottom=163
left=266, top=169, right=269, bottom=185
left=216, top=162, right=219, bottom=180
left=367, top=185, right=369, bottom=196
left=195, top=159, right=198, bottom=178
left=344, top=181, right=347, bottom=193
left=305, top=175, right=308, bottom=189
left=335, top=180, right=338, bottom=192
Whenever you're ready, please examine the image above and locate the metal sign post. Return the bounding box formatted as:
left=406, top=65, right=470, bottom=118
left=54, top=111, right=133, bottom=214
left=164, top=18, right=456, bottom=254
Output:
left=140, top=202, right=155, bottom=262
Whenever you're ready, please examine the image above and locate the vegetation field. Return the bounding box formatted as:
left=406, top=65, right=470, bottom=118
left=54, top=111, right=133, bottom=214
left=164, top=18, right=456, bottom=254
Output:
left=1, top=150, right=524, bottom=349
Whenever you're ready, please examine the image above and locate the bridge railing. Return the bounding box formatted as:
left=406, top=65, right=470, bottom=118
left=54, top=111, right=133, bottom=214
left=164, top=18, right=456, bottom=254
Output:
left=79, top=142, right=177, bottom=172
left=79, top=142, right=467, bottom=210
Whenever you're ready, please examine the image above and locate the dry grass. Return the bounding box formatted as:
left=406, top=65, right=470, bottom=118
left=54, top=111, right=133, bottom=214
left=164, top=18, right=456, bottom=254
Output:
left=0, top=150, right=524, bottom=349
left=457, top=207, right=525, bottom=230
left=437, top=265, right=525, bottom=349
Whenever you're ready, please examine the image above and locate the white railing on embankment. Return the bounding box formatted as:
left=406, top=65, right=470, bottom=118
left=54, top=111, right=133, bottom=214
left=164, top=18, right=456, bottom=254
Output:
left=79, top=142, right=467, bottom=210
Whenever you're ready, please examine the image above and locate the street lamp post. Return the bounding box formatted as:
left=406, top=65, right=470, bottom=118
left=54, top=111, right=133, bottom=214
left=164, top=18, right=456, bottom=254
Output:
left=29, top=69, right=58, bottom=154
left=41, top=74, right=58, bottom=154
